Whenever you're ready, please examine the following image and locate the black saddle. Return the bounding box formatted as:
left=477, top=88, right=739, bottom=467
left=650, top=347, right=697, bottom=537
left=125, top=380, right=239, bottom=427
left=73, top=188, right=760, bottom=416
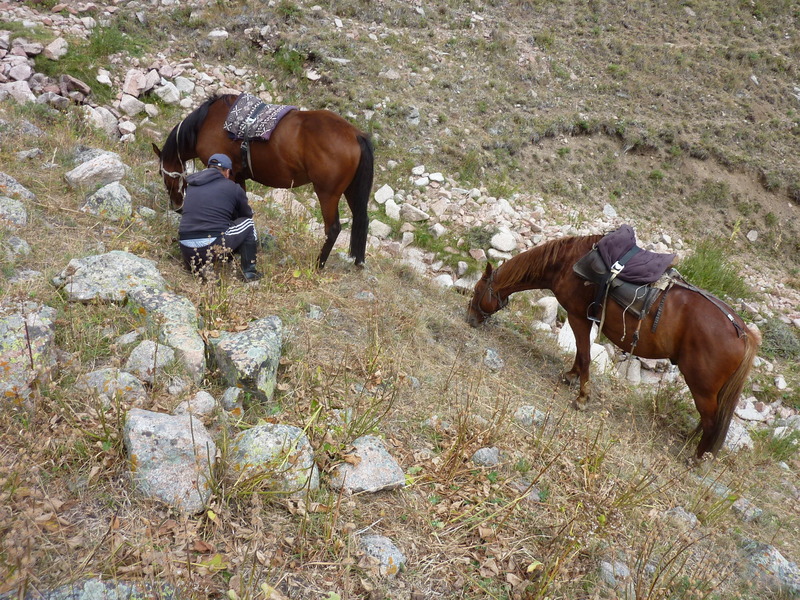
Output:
left=573, top=225, right=677, bottom=321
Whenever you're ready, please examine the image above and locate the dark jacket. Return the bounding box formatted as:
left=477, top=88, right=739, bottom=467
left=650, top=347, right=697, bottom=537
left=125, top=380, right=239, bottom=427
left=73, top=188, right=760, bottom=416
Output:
left=178, top=168, right=253, bottom=240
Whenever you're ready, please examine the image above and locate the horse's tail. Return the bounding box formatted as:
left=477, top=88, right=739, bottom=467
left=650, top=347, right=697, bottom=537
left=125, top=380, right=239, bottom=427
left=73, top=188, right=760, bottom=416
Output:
left=708, top=325, right=762, bottom=456
left=344, top=134, right=374, bottom=266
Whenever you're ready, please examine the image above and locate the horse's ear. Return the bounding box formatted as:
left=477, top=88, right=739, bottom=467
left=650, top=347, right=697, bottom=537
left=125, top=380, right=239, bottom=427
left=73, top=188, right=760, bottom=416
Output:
left=483, top=262, right=493, bottom=279
left=152, top=143, right=162, bottom=159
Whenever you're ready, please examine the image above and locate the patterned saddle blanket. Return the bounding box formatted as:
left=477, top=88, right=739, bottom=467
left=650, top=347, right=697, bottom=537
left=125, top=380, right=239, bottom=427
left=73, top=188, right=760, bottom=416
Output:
left=223, top=93, right=297, bottom=141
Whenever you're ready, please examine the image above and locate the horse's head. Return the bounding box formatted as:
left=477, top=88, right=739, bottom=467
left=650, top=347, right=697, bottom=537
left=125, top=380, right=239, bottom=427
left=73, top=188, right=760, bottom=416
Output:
left=467, top=262, right=507, bottom=327
left=152, top=142, right=187, bottom=212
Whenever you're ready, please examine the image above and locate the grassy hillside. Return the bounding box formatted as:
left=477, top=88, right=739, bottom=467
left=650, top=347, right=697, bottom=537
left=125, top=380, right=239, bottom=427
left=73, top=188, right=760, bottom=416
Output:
left=1, top=1, right=800, bottom=599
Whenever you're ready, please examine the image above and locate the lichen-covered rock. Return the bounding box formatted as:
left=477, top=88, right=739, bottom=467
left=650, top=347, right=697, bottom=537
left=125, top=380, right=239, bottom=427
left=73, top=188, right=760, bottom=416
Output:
left=81, top=181, right=132, bottom=221
left=0, top=577, right=178, bottom=600
left=359, top=535, right=406, bottom=578
left=230, top=423, right=319, bottom=496
left=0, top=302, right=57, bottom=401
left=209, top=316, right=283, bottom=402
left=52, top=251, right=167, bottom=302
left=123, top=408, right=216, bottom=513
left=124, top=340, right=175, bottom=385
left=0, top=196, right=27, bottom=228
left=74, top=367, right=147, bottom=406
left=127, top=287, right=205, bottom=382
left=741, top=538, right=800, bottom=596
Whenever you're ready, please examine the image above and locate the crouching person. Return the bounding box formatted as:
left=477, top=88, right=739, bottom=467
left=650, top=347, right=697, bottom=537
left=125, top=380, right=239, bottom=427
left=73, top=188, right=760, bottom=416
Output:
left=178, top=153, right=263, bottom=282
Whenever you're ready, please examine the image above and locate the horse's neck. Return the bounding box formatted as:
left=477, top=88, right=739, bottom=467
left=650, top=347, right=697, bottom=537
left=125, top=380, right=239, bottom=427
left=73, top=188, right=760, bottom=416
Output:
left=494, top=254, right=552, bottom=296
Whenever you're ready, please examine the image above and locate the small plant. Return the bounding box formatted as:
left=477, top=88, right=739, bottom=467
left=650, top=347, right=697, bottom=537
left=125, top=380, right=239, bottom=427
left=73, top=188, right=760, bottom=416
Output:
left=557, top=147, right=570, bottom=157
left=758, top=318, right=800, bottom=361
left=677, top=238, right=752, bottom=300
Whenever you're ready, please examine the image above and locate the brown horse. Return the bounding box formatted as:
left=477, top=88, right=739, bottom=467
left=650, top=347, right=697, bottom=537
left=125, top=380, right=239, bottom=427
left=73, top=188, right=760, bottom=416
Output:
left=152, top=94, right=374, bottom=268
left=466, top=234, right=761, bottom=459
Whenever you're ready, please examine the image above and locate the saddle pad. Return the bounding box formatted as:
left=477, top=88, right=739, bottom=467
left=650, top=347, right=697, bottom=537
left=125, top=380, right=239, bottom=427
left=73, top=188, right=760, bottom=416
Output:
left=597, top=224, right=676, bottom=284
left=573, top=248, right=672, bottom=319
left=223, top=93, right=297, bottom=141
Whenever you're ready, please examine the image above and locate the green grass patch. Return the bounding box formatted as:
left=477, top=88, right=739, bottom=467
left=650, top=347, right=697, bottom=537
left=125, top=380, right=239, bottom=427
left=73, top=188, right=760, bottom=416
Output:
left=677, top=239, right=752, bottom=300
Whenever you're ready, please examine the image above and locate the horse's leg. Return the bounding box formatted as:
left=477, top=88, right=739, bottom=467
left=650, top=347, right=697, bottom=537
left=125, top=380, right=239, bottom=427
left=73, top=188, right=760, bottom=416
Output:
left=681, top=369, right=722, bottom=460
left=315, top=190, right=342, bottom=269
left=563, top=314, right=593, bottom=409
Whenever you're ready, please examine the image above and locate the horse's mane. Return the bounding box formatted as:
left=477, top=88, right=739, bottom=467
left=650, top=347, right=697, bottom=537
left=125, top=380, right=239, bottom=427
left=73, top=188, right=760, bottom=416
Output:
left=497, top=234, right=602, bottom=286
left=161, top=94, right=238, bottom=163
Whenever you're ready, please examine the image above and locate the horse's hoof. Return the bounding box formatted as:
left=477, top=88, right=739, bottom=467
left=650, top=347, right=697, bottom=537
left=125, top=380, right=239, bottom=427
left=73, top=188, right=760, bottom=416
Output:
left=572, top=398, right=590, bottom=411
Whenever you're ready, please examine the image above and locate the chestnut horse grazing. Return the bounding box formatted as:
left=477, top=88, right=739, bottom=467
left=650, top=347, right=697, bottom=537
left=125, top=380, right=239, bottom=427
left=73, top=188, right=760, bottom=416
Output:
left=152, top=94, right=374, bottom=268
left=466, top=234, right=761, bottom=459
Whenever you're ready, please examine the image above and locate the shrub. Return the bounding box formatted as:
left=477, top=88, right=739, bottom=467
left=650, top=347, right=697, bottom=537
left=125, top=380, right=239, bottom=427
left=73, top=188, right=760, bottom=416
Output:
left=677, top=239, right=752, bottom=301
left=758, top=318, right=800, bottom=361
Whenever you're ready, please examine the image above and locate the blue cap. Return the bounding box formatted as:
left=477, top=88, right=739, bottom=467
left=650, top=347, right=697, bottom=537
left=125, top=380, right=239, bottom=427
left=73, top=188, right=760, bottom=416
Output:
left=208, top=153, right=232, bottom=170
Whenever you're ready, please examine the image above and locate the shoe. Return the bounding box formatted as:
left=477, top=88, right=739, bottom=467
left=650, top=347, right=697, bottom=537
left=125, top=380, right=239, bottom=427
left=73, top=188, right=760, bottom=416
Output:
left=239, top=239, right=263, bottom=281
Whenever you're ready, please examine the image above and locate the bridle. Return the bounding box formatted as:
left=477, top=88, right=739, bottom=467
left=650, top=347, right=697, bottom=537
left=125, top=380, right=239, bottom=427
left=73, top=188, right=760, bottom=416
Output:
left=472, top=269, right=509, bottom=322
left=159, top=120, right=188, bottom=203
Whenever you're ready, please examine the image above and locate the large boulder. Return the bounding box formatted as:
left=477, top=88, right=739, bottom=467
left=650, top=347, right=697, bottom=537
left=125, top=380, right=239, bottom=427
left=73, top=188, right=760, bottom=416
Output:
left=229, top=423, right=319, bottom=497
left=209, top=316, right=283, bottom=402
left=52, top=251, right=167, bottom=302
left=123, top=408, right=216, bottom=513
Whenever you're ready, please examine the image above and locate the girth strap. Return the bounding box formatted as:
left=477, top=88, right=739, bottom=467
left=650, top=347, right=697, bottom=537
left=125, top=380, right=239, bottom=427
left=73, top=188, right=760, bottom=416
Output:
left=239, top=102, right=268, bottom=179
left=589, top=245, right=642, bottom=322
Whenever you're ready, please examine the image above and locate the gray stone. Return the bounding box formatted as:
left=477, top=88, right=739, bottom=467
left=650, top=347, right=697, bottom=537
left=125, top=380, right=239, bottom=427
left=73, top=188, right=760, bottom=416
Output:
left=483, top=348, right=504, bottom=371
left=471, top=446, right=501, bottom=467
left=724, top=419, right=755, bottom=452
left=0, top=578, right=178, bottom=600
left=230, top=423, right=319, bottom=496
left=374, top=184, right=394, bottom=204
left=0, top=172, right=36, bottom=200
left=118, top=93, right=145, bottom=116
left=220, top=387, right=244, bottom=414
left=514, top=405, right=547, bottom=427
left=124, top=340, right=176, bottom=385
left=359, top=535, right=406, bottom=578
left=0, top=196, right=27, bottom=227
left=123, top=408, right=216, bottom=513
left=329, top=435, right=405, bottom=493
left=81, top=181, right=133, bottom=221
left=599, top=560, right=630, bottom=587
left=741, top=538, right=800, bottom=596
left=399, top=203, right=430, bottom=222
left=490, top=228, right=516, bottom=252
left=0, top=80, right=36, bottom=103
left=0, top=303, right=57, bottom=402
left=369, top=219, right=393, bottom=239
left=127, top=287, right=205, bottom=382
left=3, top=236, right=31, bottom=259
left=81, top=105, right=119, bottom=138
left=154, top=82, right=180, bottom=104
left=209, top=316, right=283, bottom=402
left=174, top=390, right=218, bottom=420
left=43, top=37, right=69, bottom=60
left=664, top=506, right=699, bottom=530
left=53, top=251, right=167, bottom=302
left=74, top=368, right=147, bottom=406
left=36, top=91, right=70, bottom=110
left=64, top=154, right=129, bottom=190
